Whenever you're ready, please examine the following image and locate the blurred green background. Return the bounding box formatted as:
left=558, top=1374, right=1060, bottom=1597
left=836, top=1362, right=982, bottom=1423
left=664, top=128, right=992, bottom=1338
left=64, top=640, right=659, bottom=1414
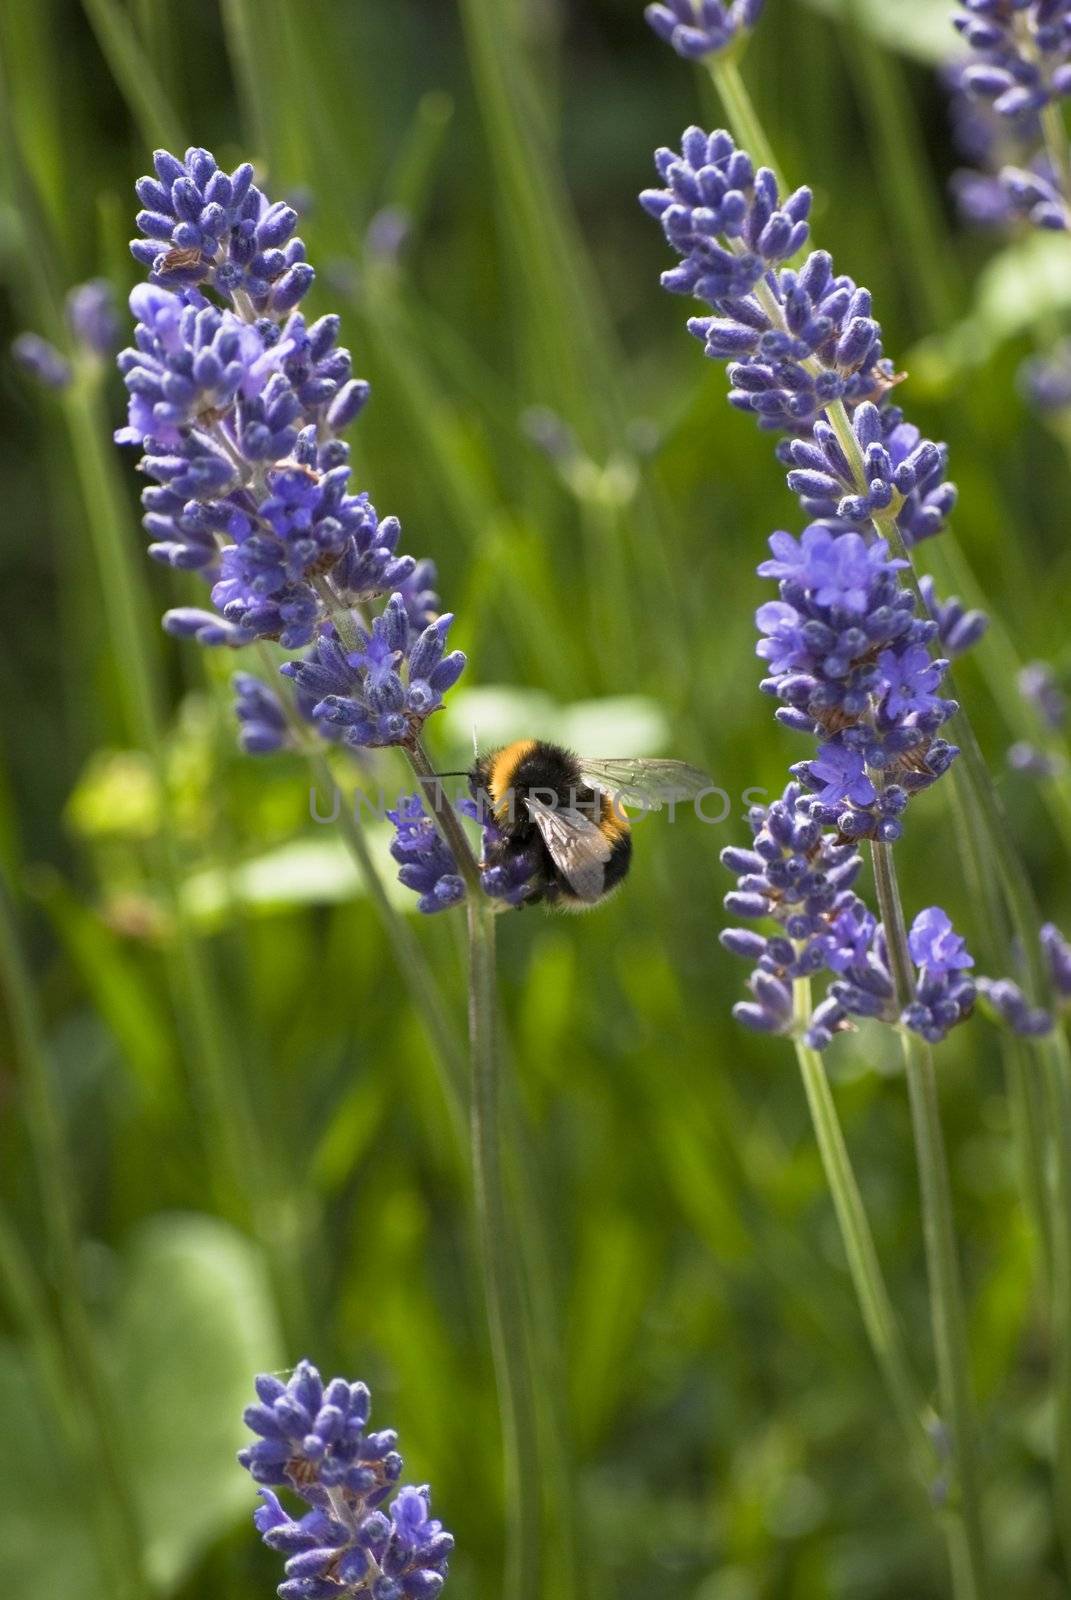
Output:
left=3, top=0, right=1071, bottom=1595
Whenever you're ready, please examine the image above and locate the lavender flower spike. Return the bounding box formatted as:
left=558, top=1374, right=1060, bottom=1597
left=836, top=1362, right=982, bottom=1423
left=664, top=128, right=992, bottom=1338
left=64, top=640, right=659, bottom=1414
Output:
left=116, top=145, right=469, bottom=761
left=645, top=0, right=764, bottom=61
left=644, top=129, right=975, bottom=839
left=901, top=908, right=977, bottom=1044
left=954, top=1, right=1071, bottom=121
left=951, top=2, right=1071, bottom=231
left=11, top=333, right=71, bottom=390
left=388, top=793, right=543, bottom=914
left=240, top=1359, right=453, bottom=1599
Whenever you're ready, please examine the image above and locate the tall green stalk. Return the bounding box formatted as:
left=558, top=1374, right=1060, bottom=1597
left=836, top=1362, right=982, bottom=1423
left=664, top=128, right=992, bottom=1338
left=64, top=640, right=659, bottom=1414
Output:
left=322, top=597, right=548, bottom=1598
left=467, top=895, right=543, bottom=1600
left=262, top=649, right=469, bottom=1124
left=900, top=1028, right=989, bottom=1600
left=409, top=739, right=545, bottom=1598
left=1041, top=1023, right=1071, bottom=1568
left=61, top=367, right=313, bottom=1352
left=702, top=54, right=990, bottom=1587
left=707, top=54, right=786, bottom=196
left=867, top=843, right=988, bottom=1600
left=0, top=870, right=148, bottom=1600
left=791, top=984, right=930, bottom=1472
left=62, top=381, right=256, bottom=1179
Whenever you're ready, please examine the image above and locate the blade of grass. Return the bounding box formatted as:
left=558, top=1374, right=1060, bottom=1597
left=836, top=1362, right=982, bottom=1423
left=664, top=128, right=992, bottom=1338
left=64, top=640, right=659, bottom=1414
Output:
left=792, top=985, right=931, bottom=1474
left=79, top=0, right=184, bottom=153
left=0, top=867, right=148, bottom=1599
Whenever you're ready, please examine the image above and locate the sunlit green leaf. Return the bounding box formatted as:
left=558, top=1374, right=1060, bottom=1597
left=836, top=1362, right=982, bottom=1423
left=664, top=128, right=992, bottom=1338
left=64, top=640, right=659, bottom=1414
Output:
left=112, top=1214, right=284, bottom=1591
left=796, top=0, right=956, bottom=64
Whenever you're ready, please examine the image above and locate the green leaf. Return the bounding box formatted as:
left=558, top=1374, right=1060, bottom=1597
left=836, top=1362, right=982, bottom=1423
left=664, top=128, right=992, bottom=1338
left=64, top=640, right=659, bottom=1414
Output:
left=32, top=867, right=177, bottom=1105
left=796, top=0, right=956, bottom=65
left=0, top=1340, right=106, bottom=1600
left=567, top=1210, right=658, bottom=1451
left=907, top=232, right=1071, bottom=392
left=442, top=685, right=670, bottom=755
left=559, top=697, right=670, bottom=756
left=0, top=1215, right=281, bottom=1596
left=112, top=1213, right=284, bottom=1591
left=181, top=829, right=407, bottom=922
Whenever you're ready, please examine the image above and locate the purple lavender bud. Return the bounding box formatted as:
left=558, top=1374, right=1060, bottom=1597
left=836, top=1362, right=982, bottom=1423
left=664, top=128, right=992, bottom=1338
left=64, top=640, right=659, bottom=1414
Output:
left=1021, top=340, right=1071, bottom=411
left=908, top=907, right=974, bottom=975
left=1019, top=660, right=1067, bottom=729
left=918, top=576, right=988, bottom=658
left=66, top=278, right=120, bottom=355
left=1008, top=741, right=1063, bottom=777
left=241, top=1363, right=453, bottom=1595
left=12, top=332, right=71, bottom=389
left=977, top=976, right=1053, bottom=1035
left=327, top=378, right=371, bottom=431
left=233, top=672, right=293, bottom=754
left=645, top=0, right=765, bottom=61
left=1042, top=922, right=1071, bottom=996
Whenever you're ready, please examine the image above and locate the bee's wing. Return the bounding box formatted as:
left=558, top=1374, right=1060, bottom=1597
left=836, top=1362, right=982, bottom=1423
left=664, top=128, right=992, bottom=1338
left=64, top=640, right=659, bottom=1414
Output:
left=525, top=796, right=611, bottom=903
left=576, top=757, right=712, bottom=810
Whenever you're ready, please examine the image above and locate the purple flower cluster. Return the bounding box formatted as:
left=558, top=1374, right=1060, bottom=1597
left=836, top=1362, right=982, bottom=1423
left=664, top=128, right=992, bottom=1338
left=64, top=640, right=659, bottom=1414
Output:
left=133, top=147, right=313, bottom=312
left=115, top=146, right=466, bottom=755
left=240, top=1360, right=452, bottom=1599
left=719, top=786, right=977, bottom=1048
left=640, top=124, right=984, bottom=1048
left=901, top=908, right=978, bottom=1044
left=645, top=0, right=764, bottom=61
left=641, top=128, right=958, bottom=545
left=1008, top=659, right=1068, bottom=777
left=975, top=920, right=1071, bottom=1036
left=756, top=520, right=958, bottom=841
left=955, top=1, right=1071, bottom=119
left=977, top=976, right=1052, bottom=1034
left=387, top=794, right=542, bottom=914
left=1020, top=340, right=1071, bottom=413
left=12, top=277, right=120, bottom=390
left=641, top=129, right=973, bottom=840
left=949, top=4, right=1071, bottom=231
left=918, top=577, right=990, bottom=660
left=388, top=796, right=467, bottom=915
left=279, top=604, right=464, bottom=750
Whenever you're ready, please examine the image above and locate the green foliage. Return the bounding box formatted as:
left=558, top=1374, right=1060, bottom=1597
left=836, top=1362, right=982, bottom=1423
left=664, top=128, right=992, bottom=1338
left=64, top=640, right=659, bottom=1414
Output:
left=0, top=1215, right=281, bottom=1598
left=2, top=1, right=1071, bottom=1597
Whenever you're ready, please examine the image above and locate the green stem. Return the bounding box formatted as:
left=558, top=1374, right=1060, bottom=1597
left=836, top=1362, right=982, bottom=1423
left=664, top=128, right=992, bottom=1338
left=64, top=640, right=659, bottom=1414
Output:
left=260, top=639, right=469, bottom=1113
left=467, top=896, right=542, bottom=1600
left=707, top=54, right=786, bottom=195
left=306, top=590, right=547, bottom=1589
left=1041, top=100, right=1071, bottom=211
left=308, top=745, right=469, bottom=1120
left=871, top=840, right=914, bottom=1010
left=792, top=989, right=930, bottom=1472
left=0, top=871, right=148, bottom=1599
left=900, top=1028, right=989, bottom=1600
left=63, top=369, right=309, bottom=1341
left=1041, top=1023, right=1071, bottom=1570
left=403, top=738, right=486, bottom=899
left=866, top=839, right=987, bottom=1598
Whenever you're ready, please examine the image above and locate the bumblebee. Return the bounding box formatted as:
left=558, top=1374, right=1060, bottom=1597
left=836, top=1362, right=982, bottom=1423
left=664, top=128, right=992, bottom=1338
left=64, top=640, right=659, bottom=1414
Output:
left=468, top=739, right=710, bottom=908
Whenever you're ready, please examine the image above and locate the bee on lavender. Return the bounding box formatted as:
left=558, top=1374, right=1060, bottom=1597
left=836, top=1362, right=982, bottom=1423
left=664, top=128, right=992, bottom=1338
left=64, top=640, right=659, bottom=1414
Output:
left=467, top=740, right=710, bottom=908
